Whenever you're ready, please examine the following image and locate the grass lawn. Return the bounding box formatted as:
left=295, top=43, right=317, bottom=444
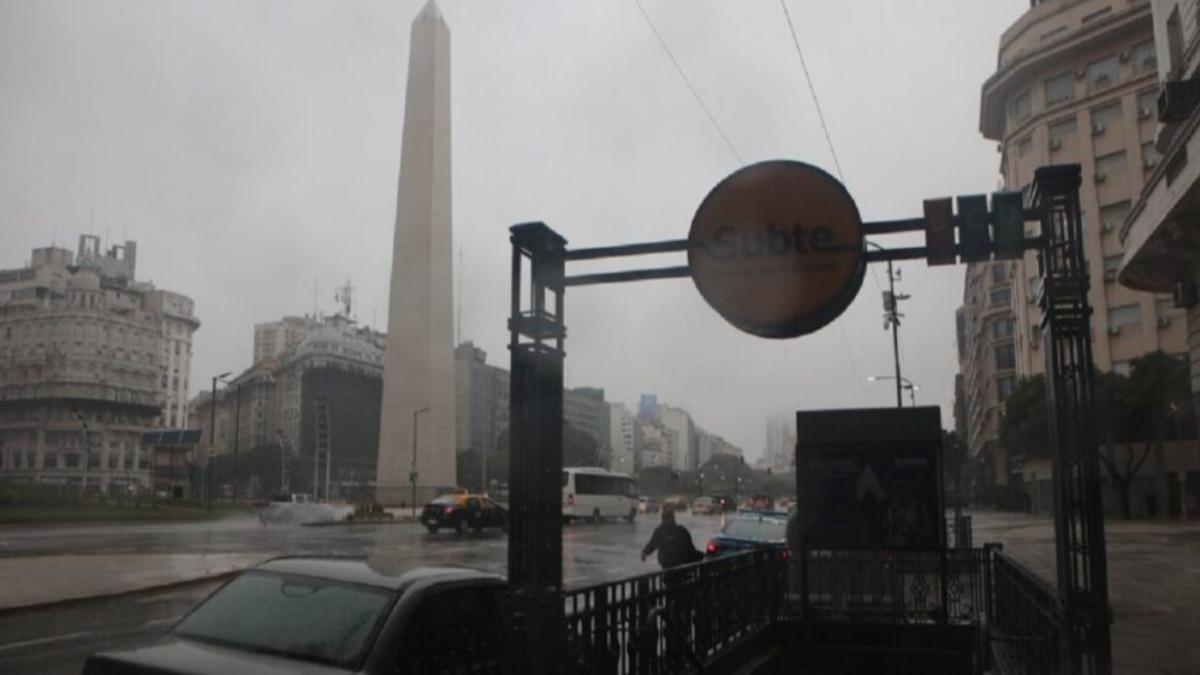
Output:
left=0, top=501, right=250, bottom=525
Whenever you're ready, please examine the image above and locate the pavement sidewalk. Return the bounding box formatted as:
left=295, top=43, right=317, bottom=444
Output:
left=0, top=552, right=268, bottom=612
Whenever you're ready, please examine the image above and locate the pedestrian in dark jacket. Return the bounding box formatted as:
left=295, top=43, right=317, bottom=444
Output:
left=641, top=504, right=701, bottom=569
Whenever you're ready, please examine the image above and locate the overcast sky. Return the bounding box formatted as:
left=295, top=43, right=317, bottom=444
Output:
left=0, top=0, right=1028, bottom=461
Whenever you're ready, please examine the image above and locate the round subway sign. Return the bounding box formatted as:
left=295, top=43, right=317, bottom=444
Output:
left=688, top=160, right=866, bottom=339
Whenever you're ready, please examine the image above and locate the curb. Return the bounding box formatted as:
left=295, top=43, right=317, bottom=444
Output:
left=0, top=568, right=244, bottom=617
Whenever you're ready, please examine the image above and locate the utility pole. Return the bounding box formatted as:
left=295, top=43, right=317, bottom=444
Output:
left=880, top=258, right=910, bottom=408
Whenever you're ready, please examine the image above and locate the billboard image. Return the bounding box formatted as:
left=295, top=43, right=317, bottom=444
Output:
left=796, top=407, right=943, bottom=550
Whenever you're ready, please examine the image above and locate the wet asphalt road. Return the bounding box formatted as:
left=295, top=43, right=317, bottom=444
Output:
left=0, top=511, right=725, bottom=675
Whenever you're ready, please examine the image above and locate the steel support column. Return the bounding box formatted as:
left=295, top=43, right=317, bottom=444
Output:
left=1031, top=165, right=1112, bottom=675
left=507, top=222, right=567, bottom=674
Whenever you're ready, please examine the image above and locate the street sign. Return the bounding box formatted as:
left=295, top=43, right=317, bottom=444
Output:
left=992, top=191, right=1025, bottom=260
left=688, top=160, right=866, bottom=339
left=409, top=470, right=419, bottom=484
left=923, top=197, right=955, bottom=265
left=957, top=194, right=991, bottom=263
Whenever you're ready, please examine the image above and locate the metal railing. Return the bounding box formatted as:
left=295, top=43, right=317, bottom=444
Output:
left=989, top=548, right=1065, bottom=675
left=787, top=547, right=992, bottom=626
left=563, top=549, right=786, bottom=674
left=946, top=514, right=973, bottom=549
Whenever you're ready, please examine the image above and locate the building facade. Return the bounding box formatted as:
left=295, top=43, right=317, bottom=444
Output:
left=0, top=236, right=198, bottom=493
left=957, top=262, right=1018, bottom=484
left=975, top=0, right=1188, bottom=499
left=1117, top=0, right=1200, bottom=518
left=192, top=313, right=384, bottom=497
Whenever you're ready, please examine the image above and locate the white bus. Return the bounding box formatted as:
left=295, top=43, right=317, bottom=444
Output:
left=562, top=467, right=638, bottom=523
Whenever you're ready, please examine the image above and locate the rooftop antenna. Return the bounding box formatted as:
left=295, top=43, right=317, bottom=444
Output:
left=335, top=279, right=354, bottom=318
left=313, top=278, right=319, bottom=320
left=88, top=208, right=94, bottom=234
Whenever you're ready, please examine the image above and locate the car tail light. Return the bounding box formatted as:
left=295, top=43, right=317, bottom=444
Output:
left=567, top=494, right=575, bottom=507
left=781, top=549, right=790, bottom=560
left=706, top=540, right=721, bottom=555
left=444, top=507, right=455, bottom=515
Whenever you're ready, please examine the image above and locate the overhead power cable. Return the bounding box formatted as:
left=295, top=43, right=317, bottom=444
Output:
left=633, top=0, right=744, bottom=166
left=778, top=0, right=843, bottom=181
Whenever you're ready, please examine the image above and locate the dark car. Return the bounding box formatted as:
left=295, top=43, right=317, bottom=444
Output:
left=421, top=494, right=507, bottom=534
left=82, top=557, right=507, bottom=675
left=711, top=495, right=736, bottom=513
left=705, top=511, right=790, bottom=558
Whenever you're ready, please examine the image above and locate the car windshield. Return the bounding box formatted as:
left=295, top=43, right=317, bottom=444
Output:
left=431, top=495, right=458, bottom=505
left=721, top=518, right=787, bottom=542
left=174, top=571, right=396, bottom=669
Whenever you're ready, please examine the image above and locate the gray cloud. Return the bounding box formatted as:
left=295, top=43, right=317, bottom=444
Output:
left=0, top=0, right=1027, bottom=459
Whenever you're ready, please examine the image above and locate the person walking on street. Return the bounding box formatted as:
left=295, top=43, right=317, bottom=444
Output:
left=641, top=504, right=703, bottom=663
left=641, top=504, right=702, bottom=569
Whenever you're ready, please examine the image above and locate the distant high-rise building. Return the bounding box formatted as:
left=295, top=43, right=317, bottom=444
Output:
left=638, top=394, right=658, bottom=423
left=974, top=0, right=1185, bottom=488
left=764, top=411, right=795, bottom=473
left=658, top=404, right=696, bottom=472
left=254, top=316, right=316, bottom=364
left=0, top=236, right=199, bottom=493
left=608, top=403, right=636, bottom=475
left=377, top=1, right=456, bottom=504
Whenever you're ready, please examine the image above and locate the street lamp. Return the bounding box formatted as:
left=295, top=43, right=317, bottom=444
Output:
left=411, top=406, right=431, bottom=517
left=208, top=372, right=231, bottom=515
left=867, top=375, right=919, bottom=407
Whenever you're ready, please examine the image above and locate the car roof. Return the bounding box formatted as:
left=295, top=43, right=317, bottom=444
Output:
left=254, top=556, right=503, bottom=592
left=730, top=510, right=790, bottom=522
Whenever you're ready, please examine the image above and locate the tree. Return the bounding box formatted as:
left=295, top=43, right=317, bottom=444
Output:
left=492, top=421, right=600, bottom=481
left=997, top=353, right=1194, bottom=519
left=942, top=430, right=969, bottom=508
left=999, top=375, right=1049, bottom=460
left=1096, top=352, right=1193, bottom=518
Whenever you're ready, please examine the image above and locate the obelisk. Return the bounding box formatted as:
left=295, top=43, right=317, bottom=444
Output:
left=377, top=0, right=455, bottom=505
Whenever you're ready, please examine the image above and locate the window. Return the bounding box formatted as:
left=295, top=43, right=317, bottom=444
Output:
left=1103, top=255, right=1123, bottom=279
left=993, top=318, right=1015, bottom=338
left=175, top=571, right=397, bottom=670
left=1138, top=89, right=1158, bottom=119
left=1096, top=150, right=1127, bottom=175
left=997, top=376, right=1018, bottom=399
left=1142, top=141, right=1161, bottom=168
left=995, top=344, right=1017, bottom=370
left=1048, top=116, right=1077, bottom=143
left=1081, top=6, right=1112, bottom=24
left=1099, top=201, right=1131, bottom=231
left=1090, top=101, right=1122, bottom=129
left=1017, top=136, right=1033, bottom=157
left=1010, top=91, right=1032, bottom=127
left=1040, top=25, right=1068, bottom=42
left=1157, top=297, right=1183, bottom=318
left=992, top=265, right=1008, bottom=283
left=990, top=288, right=1012, bottom=307
left=1108, top=304, right=1141, bottom=327
left=1087, top=55, right=1119, bottom=93
left=1132, top=41, right=1157, bottom=76
left=1045, top=72, right=1074, bottom=105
